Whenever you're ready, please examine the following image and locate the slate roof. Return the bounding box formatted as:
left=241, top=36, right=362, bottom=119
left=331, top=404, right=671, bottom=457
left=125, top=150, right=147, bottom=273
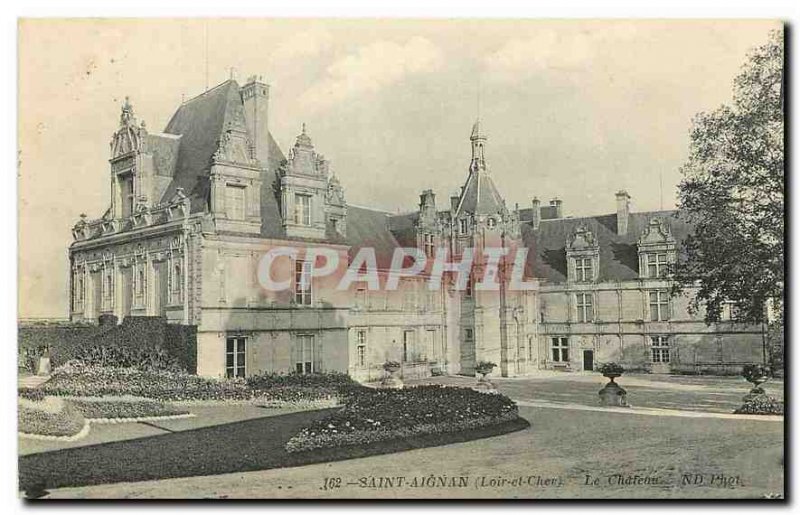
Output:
left=521, top=210, right=692, bottom=284
left=455, top=170, right=507, bottom=216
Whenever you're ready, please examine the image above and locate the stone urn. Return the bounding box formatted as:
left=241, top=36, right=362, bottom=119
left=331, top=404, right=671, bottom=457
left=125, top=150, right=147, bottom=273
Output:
left=598, top=363, right=628, bottom=407
left=380, top=361, right=403, bottom=389
left=474, top=361, right=497, bottom=391
left=742, top=364, right=771, bottom=402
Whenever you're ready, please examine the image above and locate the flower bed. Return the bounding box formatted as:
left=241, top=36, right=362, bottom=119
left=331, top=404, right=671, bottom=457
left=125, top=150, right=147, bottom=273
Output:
left=67, top=397, right=190, bottom=420
left=734, top=395, right=784, bottom=415
left=40, top=364, right=365, bottom=406
left=41, top=364, right=252, bottom=401
left=18, top=397, right=86, bottom=438
left=285, top=385, right=520, bottom=453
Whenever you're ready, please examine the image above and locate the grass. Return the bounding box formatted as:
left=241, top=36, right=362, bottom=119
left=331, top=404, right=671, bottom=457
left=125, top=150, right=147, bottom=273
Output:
left=19, top=407, right=528, bottom=494
left=39, top=405, right=784, bottom=500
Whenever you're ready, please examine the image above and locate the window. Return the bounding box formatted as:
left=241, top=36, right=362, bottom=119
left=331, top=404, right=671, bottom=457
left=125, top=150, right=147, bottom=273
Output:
left=551, top=336, right=569, bottom=362
left=487, top=217, right=496, bottom=229
left=225, top=185, right=246, bottom=220
left=402, top=283, right=417, bottom=311
left=528, top=335, right=535, bottom=361
left=171, top=262, right=183, bottom=303
left=294, top=334, right=317, bottom=374
left=225, top=336, right=246, bottom=378
left=646, top=252, right=668, bottom=278
left=576, top=292, right=593, bottom=322
left=402, top=330, right=416, bottom=362
left=294, top=260, right=313, bottom=306
left=294, top=193, right=311, bottom=226
left=459, top=218, right=468, bottom=234
left=75, top=272, right=84, bottom=306
left=465, top=274, right=473, bottom=297
left=651, top=336, right=670, bottom=363
left=356, top=330, right=367, bottom=367
left=120, top=175, right=134, bottom=217
left=575, top=257, right=593, bottom=282
left=135, top=267, right=145, bottom=298
left=355, top=286, right=367, bottom=309
left=649, top=290, right=670, bottom=321
left=423, top=233, right=435, bottom=258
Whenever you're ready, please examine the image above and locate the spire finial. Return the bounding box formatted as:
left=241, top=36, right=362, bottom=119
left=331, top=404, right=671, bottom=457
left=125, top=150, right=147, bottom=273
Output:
left=302, top=122, right=307, bottom=135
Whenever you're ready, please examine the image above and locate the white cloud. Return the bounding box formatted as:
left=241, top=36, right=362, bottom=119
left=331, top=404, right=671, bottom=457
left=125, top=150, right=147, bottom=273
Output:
left=485, top=24, right=639, bottom=81
left=268, top=29, right=334, bottom=69
left=299, top=36, right=444, bottom=112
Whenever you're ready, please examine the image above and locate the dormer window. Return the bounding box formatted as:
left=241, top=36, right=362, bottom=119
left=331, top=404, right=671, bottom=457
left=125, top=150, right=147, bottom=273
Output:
left=487, top=217, right=497, bottom=229
left=225, top=184, right=246, bottom=220
left=644, top=252, right=669, bottom=278
left=120, top=174, right=134, bottom=218
left=423, top=233, right=435, bottom=258
left=294, top=193, right=312, bottom=226
left=575, top=257, right=593, bottom=282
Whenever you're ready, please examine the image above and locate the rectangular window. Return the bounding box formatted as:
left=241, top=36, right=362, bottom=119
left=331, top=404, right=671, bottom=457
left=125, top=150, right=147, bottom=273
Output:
left=646, top=253, right=668, bottom=278
left=459, top=218, right=468, bottom=234
left=575, top=257, right=593, bottom=282
left=225, top=185, right=246, bottom=220
left=650, top=336, right=670, bottom=363
left=225, top=336, right=246, bottom=378
left=551, top=336, right=569, bottom=362
left=465, top=274, right=473, bottom=297
left=576, top=292, right=593, bottom=322
left=294, top=334, right=316, bottom=374
left=170, top=262, right=183, bottom=303
left=356, top=330, right=367, bottom=367
left=294, top=260, right=313, bottom=306
left=120, top=175, right=134, bottom=218
left=649, top=291, right=670, bottom=321
left=464, top=328, right=474, bottom=342
left=355, top=286, right=367, bottom=309
left=423, top=233, right=435, bottom=258
left=294, top=193, right=311, bottom=226
left=402, top=330, right=416, bottom=362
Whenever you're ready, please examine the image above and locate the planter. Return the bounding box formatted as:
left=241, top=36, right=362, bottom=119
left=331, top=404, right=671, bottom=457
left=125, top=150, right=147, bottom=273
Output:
left=474, top=371, right=496, bottom=391
left=380, top=364, right=403, bottom=389
left=742, top=365, right=771, bottom=402
left=598, top=375, right=628, bottom=407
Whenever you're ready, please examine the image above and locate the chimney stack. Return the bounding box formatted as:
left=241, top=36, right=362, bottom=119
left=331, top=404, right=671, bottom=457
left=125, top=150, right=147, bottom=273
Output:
left=240, top=75, right=270, bottom=165
left=550, top=198, right=563, bottom=219
left=616, top=190, right=631, bottom=235
left=531, top=197, right=541, bottom=230
left=450, top=193, right=460, bottom=214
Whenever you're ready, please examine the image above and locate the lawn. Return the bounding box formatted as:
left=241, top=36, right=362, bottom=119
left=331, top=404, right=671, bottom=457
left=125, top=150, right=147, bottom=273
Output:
left=19, top=406, right=527, bottom=495
left=410, top=374, right=784, bottom=414
left=42, top=405, right=784, bottom=500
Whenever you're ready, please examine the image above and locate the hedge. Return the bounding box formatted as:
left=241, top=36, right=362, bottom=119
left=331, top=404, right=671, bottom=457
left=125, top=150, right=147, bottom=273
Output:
left=68, top=398, right=190, bottom=419
left=734, top=395, right=784, bottom=415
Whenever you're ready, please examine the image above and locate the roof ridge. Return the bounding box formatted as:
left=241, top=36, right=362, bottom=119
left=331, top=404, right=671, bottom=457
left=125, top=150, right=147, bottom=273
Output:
left=181, top=79, right=238, bottom=106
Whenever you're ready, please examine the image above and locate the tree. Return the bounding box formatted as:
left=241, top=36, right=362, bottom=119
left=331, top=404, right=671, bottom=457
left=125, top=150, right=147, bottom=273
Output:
left=673, top=30, right=784, bottom=326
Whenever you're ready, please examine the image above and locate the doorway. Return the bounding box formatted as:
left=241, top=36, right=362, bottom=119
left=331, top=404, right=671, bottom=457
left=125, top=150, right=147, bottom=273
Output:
left=582, top=350, right=594, bottom=371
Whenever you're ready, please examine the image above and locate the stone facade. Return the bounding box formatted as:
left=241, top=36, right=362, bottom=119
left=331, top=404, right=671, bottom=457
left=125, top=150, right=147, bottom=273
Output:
left=68, top=77, right=765, bottom=381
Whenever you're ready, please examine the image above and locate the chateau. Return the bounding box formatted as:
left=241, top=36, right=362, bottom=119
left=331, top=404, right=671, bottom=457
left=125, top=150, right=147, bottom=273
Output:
left=68, top=77, right=764, bottom=381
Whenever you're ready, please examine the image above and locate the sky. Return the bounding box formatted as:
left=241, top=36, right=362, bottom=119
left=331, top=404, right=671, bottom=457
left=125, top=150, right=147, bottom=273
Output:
left=17, top=18, right=779, bottom=318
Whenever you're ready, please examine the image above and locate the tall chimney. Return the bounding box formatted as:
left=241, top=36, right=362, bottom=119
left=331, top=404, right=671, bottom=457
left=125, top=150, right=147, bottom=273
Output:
left=531, top=197, right=541, bottom=230
left=616, top=190, right=631, bottom=235
left=451, top=194, right=460, bottom=213
left=240, top=75, right=270, bottom=166
left=550, top=198, right=563, bottom=219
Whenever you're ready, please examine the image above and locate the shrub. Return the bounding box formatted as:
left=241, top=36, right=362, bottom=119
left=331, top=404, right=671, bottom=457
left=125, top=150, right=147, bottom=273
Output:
left=598, top=362, right=625, bottom=376
left=18, top=399, right=86, bottom=437
left=247, top=371, right=357, bottom=390
left=734, top=395, right=784, bottom=415
left=69, top=398, right=189, bottom=419
left=475, top=361, right=497, bottom=375
left=286, top=385, right=519, bottom=453
left=742, top=363, right=771, bottom=384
